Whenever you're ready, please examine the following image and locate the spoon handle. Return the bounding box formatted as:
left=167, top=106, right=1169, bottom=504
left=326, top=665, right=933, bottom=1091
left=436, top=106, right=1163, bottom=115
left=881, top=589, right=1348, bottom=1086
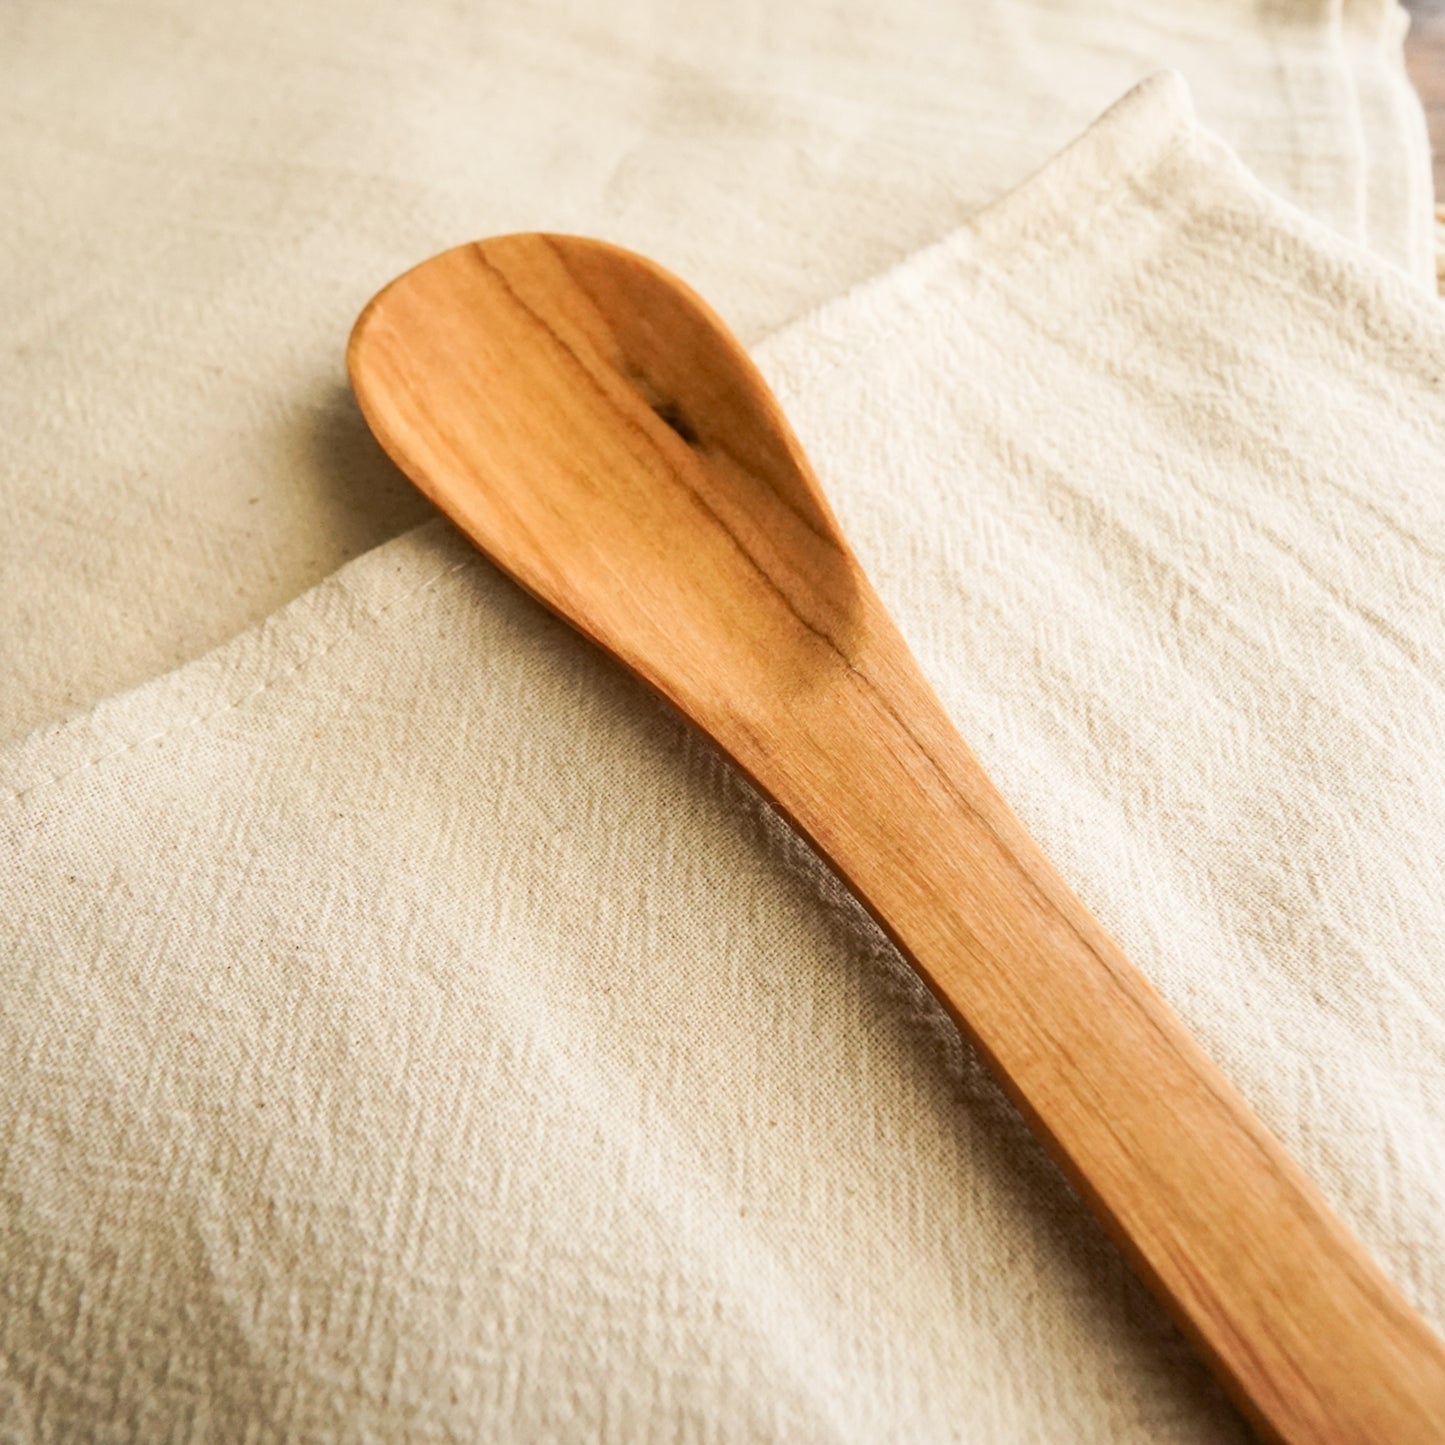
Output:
left=732, top=618, right=1445, bottom=1444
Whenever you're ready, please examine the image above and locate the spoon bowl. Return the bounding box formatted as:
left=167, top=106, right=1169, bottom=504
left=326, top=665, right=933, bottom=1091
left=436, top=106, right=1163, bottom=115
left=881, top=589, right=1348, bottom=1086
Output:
left=349, top=235, right=860, bottom=719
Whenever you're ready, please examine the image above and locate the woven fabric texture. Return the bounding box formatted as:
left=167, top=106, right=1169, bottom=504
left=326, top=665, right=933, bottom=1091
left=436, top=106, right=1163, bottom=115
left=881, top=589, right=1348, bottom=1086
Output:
left=4, top=74, right=1444, bottom=1441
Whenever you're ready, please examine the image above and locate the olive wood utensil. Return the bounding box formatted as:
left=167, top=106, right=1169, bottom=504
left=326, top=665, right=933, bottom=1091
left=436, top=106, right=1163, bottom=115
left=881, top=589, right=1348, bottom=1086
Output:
left=348, top=233, right=1445, bottom=1442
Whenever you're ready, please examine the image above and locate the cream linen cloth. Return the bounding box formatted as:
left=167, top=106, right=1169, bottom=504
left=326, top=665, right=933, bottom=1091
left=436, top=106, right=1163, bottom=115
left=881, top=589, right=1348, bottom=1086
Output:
left=0, top=0, right=1435, bottom=743
left=5, top=74, right=1445, bottom=1441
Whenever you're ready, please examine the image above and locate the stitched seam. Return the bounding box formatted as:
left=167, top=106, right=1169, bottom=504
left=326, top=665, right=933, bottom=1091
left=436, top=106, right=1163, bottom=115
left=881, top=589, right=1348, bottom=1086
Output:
left=3, top=555, right=472, bottom=817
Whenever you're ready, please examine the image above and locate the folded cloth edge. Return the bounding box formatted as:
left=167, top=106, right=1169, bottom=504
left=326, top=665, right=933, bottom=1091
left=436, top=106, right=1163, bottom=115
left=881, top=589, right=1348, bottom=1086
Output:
left=3, top=69, right=1435, bottom=812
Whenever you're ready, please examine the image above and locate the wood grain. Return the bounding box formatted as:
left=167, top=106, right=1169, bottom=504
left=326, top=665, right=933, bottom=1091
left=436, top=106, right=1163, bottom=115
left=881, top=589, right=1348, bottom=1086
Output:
left=348, top=234, right=1445, bottom=1443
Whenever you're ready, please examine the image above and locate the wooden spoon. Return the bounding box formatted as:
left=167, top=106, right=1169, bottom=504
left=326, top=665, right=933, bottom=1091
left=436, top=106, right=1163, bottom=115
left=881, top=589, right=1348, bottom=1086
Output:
left=348, top=234, right=1445, bottom=1442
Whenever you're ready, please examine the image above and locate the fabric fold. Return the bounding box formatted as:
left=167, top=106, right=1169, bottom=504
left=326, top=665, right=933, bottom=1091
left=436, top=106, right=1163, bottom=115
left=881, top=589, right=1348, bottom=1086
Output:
left=0, top=0, right=1435, bottom=742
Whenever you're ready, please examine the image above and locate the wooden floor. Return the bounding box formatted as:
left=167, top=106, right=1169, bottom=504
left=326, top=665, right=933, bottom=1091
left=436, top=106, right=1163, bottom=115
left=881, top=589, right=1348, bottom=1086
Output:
left=1405, top=0, right=1445, bottom=195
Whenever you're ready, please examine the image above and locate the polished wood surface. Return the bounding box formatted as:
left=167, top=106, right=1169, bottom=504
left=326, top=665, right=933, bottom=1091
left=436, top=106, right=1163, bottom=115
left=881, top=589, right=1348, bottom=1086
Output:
left=349, top=234, right=1445, bottom=1442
